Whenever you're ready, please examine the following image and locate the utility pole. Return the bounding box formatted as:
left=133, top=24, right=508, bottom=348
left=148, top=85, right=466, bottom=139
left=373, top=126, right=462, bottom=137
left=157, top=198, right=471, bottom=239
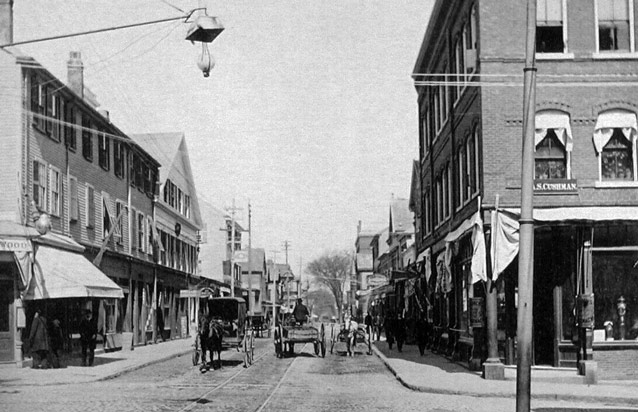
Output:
left=247, top=201, right=252, bottom=316
left=282, top=240, right=291, bottom=265
left=226, top=199, right=242, bottom=298
left=517, top=1, right=537, bottom=411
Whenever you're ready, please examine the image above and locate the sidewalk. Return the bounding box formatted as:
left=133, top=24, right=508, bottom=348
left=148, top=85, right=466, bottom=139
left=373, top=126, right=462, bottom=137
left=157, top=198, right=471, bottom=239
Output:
left=0, top=337, right=194, bottom=387
left=372, top=341, right=638, bottom=407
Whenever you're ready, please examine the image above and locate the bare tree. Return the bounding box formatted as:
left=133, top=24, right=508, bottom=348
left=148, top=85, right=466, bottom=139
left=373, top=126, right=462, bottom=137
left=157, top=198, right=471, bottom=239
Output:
left=307, top=250, right=351, bottom=321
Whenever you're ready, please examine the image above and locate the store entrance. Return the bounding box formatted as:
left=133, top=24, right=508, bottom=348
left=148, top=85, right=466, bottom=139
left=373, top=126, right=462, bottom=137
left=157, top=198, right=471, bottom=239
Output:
left=0, top=269, right=15, bottom=362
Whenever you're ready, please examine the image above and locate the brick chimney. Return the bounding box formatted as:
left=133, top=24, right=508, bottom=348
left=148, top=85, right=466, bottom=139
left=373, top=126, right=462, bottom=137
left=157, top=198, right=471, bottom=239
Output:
left=67, top=51, right=84, bottom=98
left=0, top=0, right=13, bottom=45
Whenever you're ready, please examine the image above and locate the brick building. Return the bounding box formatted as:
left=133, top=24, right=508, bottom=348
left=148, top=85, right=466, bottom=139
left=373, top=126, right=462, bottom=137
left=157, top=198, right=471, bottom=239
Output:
left=413, top=0, right=638, bottom=378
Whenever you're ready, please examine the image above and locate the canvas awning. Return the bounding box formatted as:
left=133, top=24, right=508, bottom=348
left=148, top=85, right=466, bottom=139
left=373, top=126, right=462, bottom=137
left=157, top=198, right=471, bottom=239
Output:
left=490, top=206, right=638, bottom=280
left=443, top=211, right=487, bottom=284
left=24, top=245, right=123, bottom=300
left=592, top=110, right=637, bottom=153
left=535, top=111, right=573, bottom=151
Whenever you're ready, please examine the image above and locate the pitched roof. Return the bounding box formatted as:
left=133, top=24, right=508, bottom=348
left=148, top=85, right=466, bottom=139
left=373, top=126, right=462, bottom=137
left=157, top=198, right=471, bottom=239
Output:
left=132, top=132, right=202, bottom=227
left=235, top=248, right=266, bottom=272
left=389, top=198, right=413, bottom=234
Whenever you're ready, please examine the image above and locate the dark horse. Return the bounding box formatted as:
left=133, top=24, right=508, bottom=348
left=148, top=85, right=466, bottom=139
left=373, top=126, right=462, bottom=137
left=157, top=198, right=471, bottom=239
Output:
left=200, top=318, right=224, bottom=371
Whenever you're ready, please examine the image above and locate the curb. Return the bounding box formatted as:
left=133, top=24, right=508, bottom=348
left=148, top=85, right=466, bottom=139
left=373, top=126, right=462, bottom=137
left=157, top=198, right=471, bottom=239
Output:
left=97, top=348, right=193, bottom=382
left=370, top=345, right=638, bottom=407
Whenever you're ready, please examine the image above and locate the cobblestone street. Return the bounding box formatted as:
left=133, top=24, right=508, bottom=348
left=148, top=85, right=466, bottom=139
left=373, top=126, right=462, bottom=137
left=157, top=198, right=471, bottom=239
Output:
left=2, top=337, right=634, bottom=412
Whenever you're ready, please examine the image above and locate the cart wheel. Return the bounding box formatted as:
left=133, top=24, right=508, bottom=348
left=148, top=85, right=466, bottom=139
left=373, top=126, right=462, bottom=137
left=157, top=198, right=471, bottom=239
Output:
left=314, top=342, right=320, bottom=355
left=192, top=350, right=200, bottom=366
left=247, top=330, right=254, bottom=365
left=274, top=326, right=282, bottom=358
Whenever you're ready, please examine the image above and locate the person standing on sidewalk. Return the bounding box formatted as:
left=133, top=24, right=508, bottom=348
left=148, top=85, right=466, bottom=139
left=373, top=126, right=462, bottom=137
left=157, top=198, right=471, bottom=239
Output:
left=79, top=309, right=97, bottom=366
left=415, top=312, right=428, bottom=356
left=384, top=312, right=395, bottom=350
left=395, top=313, right=407, bottom=353
left=28, top=309, right=50, bottom=369
left=49, top=318, right=64, bottom=368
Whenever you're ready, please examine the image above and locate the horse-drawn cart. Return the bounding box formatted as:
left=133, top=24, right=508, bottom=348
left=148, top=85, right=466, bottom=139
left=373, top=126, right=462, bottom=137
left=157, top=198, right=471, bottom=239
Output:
left=329, top=320, right=372, bottom=356
left=274, top=318, right=326, bottom=358
left=192, top=296, right=255, bottom=369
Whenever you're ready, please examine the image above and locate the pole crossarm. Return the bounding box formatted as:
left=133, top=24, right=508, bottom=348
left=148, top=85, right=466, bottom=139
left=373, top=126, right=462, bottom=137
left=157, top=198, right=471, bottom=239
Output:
left=0, top=14, right=193, bottom=48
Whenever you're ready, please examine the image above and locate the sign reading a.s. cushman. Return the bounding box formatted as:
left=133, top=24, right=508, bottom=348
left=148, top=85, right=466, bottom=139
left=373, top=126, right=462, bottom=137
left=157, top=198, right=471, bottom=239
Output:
left=533, top=179, right=578, bottom=194
left=0, top=238, right=31, bottom=252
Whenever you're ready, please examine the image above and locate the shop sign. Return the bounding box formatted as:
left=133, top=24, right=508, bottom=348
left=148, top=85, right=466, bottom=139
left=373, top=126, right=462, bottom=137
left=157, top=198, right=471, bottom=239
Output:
left=470, top=297, right=485, bottom=328
left=0, top=238, right=31, bottom=252
left=533, top=179, right=578, bottom=194
left=577, top=293, right=595, bottom=328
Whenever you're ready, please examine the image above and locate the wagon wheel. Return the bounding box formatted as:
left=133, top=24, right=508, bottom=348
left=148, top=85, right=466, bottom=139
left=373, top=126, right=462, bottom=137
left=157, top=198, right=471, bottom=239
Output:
left=320, top=323, right=326, bottom=357
left=248, top=330, right=255, bottom=364
left=243, top=329, right=254, bottom=367
left=274, top=325, right=283, bottom=358
left=330, top=324, right=335, bottom=354
left=314, top=341, right=320, bottom=355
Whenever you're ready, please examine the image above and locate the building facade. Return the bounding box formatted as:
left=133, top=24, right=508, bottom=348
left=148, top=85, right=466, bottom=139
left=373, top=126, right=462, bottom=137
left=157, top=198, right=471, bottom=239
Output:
left=414, top=0, right=638, bottom=377
left=0, top=45, right=174, bottom=364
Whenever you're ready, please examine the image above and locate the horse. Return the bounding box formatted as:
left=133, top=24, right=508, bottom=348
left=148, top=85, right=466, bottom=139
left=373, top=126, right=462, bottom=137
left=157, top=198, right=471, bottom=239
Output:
left=207, top=318, right=225, bottom=370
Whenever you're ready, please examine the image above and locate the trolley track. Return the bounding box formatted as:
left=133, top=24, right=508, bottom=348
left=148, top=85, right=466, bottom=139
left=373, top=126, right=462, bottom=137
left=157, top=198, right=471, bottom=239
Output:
left=177, top=343, right=309, bottom=412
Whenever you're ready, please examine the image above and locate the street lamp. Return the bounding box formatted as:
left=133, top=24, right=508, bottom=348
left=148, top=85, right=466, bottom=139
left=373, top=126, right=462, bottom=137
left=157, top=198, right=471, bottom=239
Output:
left=185, top=12, right=224, bottom=77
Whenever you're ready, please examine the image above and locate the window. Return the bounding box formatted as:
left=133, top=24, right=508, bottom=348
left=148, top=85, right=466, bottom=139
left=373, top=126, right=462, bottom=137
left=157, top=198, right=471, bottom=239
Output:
left=439, top=65, right=448, bottom=126
left=49, top=166, right=61, bottom=216
left=114, top=141, right=124, bottom=178
left=45, top=88, right=61, bottom=140
left=447, top=163, right=453, bottom=217
left=433, top=87, right=440, bottom=134
left=102, top=195, right=111, bottom=240
left=596, top=0, right=633, bottom=52
left=32, top=160, right=47, bottom=211
left=184, top=195, right=191, bottom=219
left=593, top=110, right=636, bottom=183
left=115, top=201, right=124, bottom=244
left=467, top=135, right=477, bottom=195
left=177, top=189, right=184, bottom=215
left=65, top=105, right=77, bottom=152
left=98, top=131, right=110, bottom=170
left=30, top=74, right=45, bottom=130
left=137, top=212, right=145, bottom=252
left=464, top=6, right=478, bottom=71
left=163, top=180, right=171, bottom=203
left=69, top=176, right=78, bottom=222
left=535, top=130, right=567, bottom=179
left=86, top=185, right=95, bottom=229
left=455, top=38, right=464, bottom=102
left=82, top=115, right=93, bottom=161
left=436, top=176, right=443, bottom=225
left=458, top=146, right=465, bottom=207
left=602, top=130, right=634, bottom=180
left=131, top=209, right=137, bottom=250
left=147, top=216, right=153, bottom=255
left=537, top=0, right=565, bottom=53
left=143, top=163, right=151, bottom=194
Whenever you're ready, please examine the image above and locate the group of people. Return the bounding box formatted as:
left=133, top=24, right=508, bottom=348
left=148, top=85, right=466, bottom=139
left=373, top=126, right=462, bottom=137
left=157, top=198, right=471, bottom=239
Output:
left=363, top=311, right=429, bottom=355
left=28, top=308, right=98, bottom=369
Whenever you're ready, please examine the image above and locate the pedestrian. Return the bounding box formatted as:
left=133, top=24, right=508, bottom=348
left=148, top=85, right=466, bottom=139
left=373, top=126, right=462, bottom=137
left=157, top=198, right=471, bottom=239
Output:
left=384, top=312, right=395, bottom=350
left=28, top=309, right=50, bottom=369
left=415, top=312, right=428, bottom=356
left=374, top=313, right=384, bottom=341
left=49, top=318, right=64, bottom=368
left=156, top=309, right=165, bottom=343
left=364, top=312, right=373, bottom=337
left=396, top=313, right=406, bottom=353
left=79, top=309, right=97, bottom=366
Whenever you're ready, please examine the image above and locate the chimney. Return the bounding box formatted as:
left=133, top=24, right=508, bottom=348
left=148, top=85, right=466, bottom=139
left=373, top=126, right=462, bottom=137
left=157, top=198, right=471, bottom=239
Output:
left=0, top=0, right=13, bottom=46
left=67, top=51, right=84, bottom=98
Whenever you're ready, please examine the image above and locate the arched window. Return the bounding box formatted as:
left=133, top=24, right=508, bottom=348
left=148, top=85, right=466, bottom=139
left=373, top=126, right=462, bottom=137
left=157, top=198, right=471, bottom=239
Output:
left=535, top=110, right=572, bottom=179
left=593, top=110, right=637, bottom=182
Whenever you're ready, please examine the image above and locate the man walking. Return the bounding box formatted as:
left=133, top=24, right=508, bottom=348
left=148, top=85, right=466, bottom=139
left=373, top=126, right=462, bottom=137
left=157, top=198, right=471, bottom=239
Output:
left=79, top=309, right=97, bottom=366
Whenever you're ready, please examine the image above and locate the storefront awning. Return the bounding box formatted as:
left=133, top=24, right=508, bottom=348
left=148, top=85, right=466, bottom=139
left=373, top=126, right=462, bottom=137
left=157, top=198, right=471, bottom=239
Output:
left=491, top=206, right=638, bottom=280
left=443, top=211, right=487, bottom=284
left=503, top=206, right=638, bottom=222
left=25, top=246, right=123, bottom=300
left=593, top=110, right=637, bottom=153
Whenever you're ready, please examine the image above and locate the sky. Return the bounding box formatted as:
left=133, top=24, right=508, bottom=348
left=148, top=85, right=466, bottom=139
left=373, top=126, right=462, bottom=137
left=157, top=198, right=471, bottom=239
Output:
left=13, top=0, right=433, bottom=274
